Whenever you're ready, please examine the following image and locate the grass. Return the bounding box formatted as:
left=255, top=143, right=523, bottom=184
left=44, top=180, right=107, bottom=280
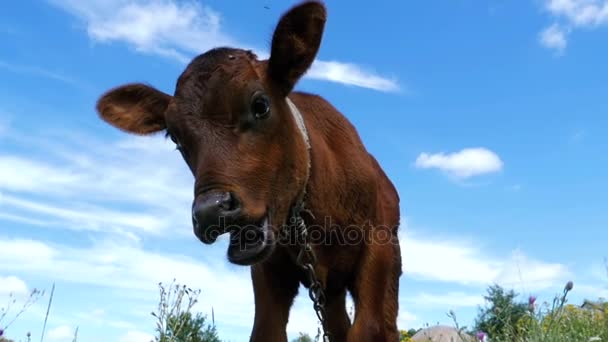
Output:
left=445, top=281, right=608, bottom=342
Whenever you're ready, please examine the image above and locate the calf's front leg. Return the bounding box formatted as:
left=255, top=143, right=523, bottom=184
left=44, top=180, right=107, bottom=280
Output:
left=249, top=258, right=300, bottom=342
left=348, top=237, right=400, bottom=342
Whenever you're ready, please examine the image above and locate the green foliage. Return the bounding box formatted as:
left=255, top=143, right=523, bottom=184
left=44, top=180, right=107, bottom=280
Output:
left=406, top=328, right=419, bottom=336
left=533, top=302, right=608, bottom=341
left=151, top=280, right=221, bottom=342
left=160, top=312, right=220, bottom=342
left=473, top=284, right=529, bottom=339
left=399, top=327, right=424, bottom=341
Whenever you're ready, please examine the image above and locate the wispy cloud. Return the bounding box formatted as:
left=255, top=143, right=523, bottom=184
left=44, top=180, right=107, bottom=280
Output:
left=0, top=59, right=82, bottom=87
left=0, top=237, right=253, bottom=324
left=47, top=0, right=400, bottom=92
left=0, top=131, right=193, bottom=239
left=405, top=292, right=484, bottom=308
left=414, top=147, right=503, bottom=179
left=307, top=60, right=400, bottom=92
left=540, top=0, right=608, bottom=52
left=545, top=0, right=608, bottom=26
left=50, top=0, right=235, bottom=64
left=400, top=230, right=568, bottom=290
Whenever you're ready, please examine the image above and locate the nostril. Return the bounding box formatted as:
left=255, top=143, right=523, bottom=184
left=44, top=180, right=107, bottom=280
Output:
left=192, top=192, right=240, bottom=220
left=191, top=191, right=242, bottom=244
left=218, top=192, right=239, bottom=212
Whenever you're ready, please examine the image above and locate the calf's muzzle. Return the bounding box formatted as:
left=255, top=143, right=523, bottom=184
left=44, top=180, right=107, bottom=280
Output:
left=192, top=191, right=241, bottom=244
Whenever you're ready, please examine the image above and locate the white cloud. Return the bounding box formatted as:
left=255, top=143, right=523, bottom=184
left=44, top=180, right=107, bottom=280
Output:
left=0, top=132, right=193, bottom=239
left=308, top=60, right=400, bottom=92
left=397, top=310, right=418, bottom=328
left=0, top=238, right=230, bottom=293
left=575, top=283, right=608, bottom=300
left=540, top=0, right=608, bottom=51
left=77, top=311, right=135, bottom=331
left=401, top=231, right=500, bottom=285
left=48, top=0, right=399, bottom=92
left=0, top=239, right=56, bottom=262
left=494, top=249, right=569, bottom=290
left=0, top=236, right=255, bottom=328
left=0, top=275, right=28, bottom=296
left=400, top=231, right=568, bottom=290
left=118, top=330, right=154, bottom=342
left=545, top=0, right=608, bottom=26
left=74, top=0, right=233, bottom=63
left=286, top=296, right=326, bottom=336
left=405, top=292, right=484, bottom=308
left=414, top=147, right=503, bottom=179
left=47, top=325, right=75, bottom=342
left=1, top=194, right=166, bottom=238
left=539, top=24, right=568, bottom=52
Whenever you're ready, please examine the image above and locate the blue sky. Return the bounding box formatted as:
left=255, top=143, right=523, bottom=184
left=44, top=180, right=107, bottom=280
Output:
left=1, top=0, right=607, bottom=341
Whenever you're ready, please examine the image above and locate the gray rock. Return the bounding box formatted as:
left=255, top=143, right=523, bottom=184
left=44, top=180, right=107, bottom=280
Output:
left=411, top=325, right=474, bottom=342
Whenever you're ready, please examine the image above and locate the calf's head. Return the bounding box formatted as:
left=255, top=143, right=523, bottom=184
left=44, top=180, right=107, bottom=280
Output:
left=96, top=1, right=326, bottom=265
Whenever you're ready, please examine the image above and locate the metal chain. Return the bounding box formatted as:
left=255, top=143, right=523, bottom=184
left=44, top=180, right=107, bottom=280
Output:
left=293, top=212, right=331, bottom=342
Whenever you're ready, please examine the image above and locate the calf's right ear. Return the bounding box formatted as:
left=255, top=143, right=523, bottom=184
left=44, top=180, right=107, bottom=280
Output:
left=96, top=83, right=171, bottom=135
left=267, top=1, right=327, bottom=96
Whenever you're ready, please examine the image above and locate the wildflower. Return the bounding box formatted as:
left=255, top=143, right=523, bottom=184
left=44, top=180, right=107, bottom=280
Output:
left=528, top=295, right=537, bottom=312
left=476, top=331, right=487, bottom=341
left=565, top=281, right=574, bottom=291
left=0, top=328, right=4, bottom=336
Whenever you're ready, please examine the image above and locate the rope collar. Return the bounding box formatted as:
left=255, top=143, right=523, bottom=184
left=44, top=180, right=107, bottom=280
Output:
left=286, top=97, right=311, bottom=150
left=286, top=96, right=311, bottom=214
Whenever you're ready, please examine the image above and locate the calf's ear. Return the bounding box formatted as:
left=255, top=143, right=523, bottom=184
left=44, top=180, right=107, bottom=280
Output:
left=268, top=1, right=327, bottom=96
left=96, top=83, right=171, bottom=135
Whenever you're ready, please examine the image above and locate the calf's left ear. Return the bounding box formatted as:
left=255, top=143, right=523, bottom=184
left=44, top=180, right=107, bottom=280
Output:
left=96, top=83, right=171, bottom=135
left=268, top=1, right=327, bottom=96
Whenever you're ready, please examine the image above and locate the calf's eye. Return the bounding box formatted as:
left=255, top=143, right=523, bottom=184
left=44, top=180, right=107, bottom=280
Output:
left=252, top=95, right=271, bottom=119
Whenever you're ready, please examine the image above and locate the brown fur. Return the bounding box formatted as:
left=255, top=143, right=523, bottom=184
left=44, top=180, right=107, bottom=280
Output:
left=96, top=1, right=401, bottom=341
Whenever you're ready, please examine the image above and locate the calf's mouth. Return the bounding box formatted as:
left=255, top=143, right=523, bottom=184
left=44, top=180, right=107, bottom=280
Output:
left=226, top=216, right=275, bottom=265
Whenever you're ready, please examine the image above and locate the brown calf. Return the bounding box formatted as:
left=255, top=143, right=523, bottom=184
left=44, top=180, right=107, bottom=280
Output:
left=96, top=1, right=401, bottom=341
